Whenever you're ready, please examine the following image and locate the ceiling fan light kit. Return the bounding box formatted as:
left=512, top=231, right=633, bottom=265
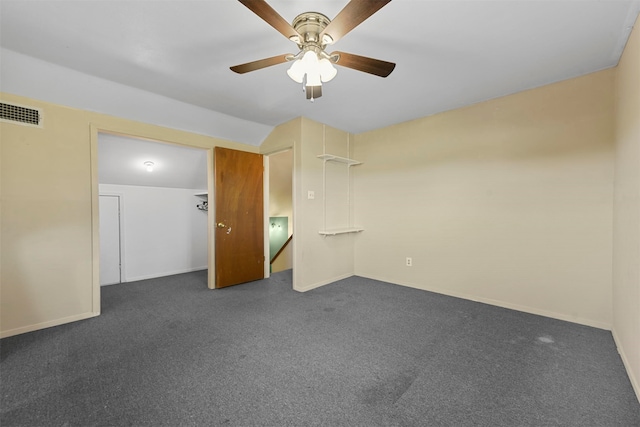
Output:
left=231, top=0, right=395, bottom=101
left=286, top=50, right=337, bottom=84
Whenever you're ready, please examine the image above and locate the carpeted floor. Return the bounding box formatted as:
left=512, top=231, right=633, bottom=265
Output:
left=1, top=270, right=639, bottom=426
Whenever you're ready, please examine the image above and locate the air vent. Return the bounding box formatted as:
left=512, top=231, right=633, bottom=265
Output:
left=0, top=102, right=42, bottom=127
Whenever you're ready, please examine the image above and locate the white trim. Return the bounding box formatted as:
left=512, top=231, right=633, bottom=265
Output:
left=0, top=311, right=99, bottom=339
left=294, top=273, right=354, bottom=293
left=125, top=267, right=208, bottom=283
left=262, top=147, right=293, bottom=156
left=264, top=155, right=270, bottom=279
left=90, top=125, right=101, bottom=314
left=612, top=328, right=640, bottom=403
left=98, top=192, right=126, bottom=285
left=356, top=273, right=612, bottom=330
left=92, top=127, right=216, bottom=294
left=207, top=148, right=214, bottom=289
left=292, top=142, right=300, bottom=292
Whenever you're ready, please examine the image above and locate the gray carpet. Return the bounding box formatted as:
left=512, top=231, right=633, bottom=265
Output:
left=1, top=270, right=639, bottom=426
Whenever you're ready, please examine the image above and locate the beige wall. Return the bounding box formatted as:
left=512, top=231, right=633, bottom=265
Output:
left=0, top=93, right=256, bottom=338
left=271, top=241, right=293, bottom=274
left=260, top=117, right=301, bottom=154
left=297, top=118, right=356, bottom=290
left=269, top=149, right=293, bottom=236
left=260, top=117, right=357, bottom=291
left=354, top=69, right=615, bottom=329
left=613, top=14, right=640, bottom=400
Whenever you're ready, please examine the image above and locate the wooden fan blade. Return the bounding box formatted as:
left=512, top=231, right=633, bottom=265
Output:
left=230, top=54, right=290, bottom=74
left=320, top=0, right=391, bottom=44
left=237, top=0, right=298, bottom=40
left=331, top=51, right=395, bottom=77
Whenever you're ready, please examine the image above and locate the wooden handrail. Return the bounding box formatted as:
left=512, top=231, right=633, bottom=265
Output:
left=270, top=234, right=293, bottom=264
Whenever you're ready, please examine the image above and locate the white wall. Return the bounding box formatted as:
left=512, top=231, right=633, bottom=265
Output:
left=354, top=69, right=615, bottom=329
left=99, top=184, right=208, bottom=282
left=613, top=13, right=640, bottom=401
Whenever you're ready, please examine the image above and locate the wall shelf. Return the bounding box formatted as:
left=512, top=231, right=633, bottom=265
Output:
left=318, top=151, right=362, bottom=236
left=317, top=154, right=362, bottom=166
left=318, top=228, right=364, bottom=236
left=194, top=192, right=208, bottom=211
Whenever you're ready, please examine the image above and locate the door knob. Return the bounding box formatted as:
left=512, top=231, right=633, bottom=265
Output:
left=217, top=222, right=226, bottom=228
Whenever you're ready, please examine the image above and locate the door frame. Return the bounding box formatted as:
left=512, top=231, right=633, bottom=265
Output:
left=98, top=193, right=126, bottom=285
left=263, top=153, right=271, bottom=279
left=90, top=125, right=216, bottom=313
left=263, top=148, right=294, bottom=277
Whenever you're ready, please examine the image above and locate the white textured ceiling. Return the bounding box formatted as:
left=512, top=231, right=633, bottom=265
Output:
left=2, top=0, right=640, bottom=147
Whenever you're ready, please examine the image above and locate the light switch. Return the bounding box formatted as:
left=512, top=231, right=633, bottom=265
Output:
left=307, top=190, right=315, bottom=200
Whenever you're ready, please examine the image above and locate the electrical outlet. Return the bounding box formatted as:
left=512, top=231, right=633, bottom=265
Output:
left=406, top=257, right=412, bottom=267
left=307, top=190, right=315, bottom=200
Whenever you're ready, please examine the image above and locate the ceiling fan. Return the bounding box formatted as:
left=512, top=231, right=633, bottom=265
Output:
left=230, top=0, right=396, bottom=101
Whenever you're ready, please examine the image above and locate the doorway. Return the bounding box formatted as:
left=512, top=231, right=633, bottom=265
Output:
left=96, top=132, right=210, bottom=288
left=268, top=149, right=293, bottom=274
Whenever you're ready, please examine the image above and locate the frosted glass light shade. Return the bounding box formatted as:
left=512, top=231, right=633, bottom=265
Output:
left=306, top=70, right=322, bottom=86
left=287, top=59, right=305, bottom=83
left=319, top=58, right=337, bottom=82
left=287, top=51, right=335, bottom=88
left=302, top=50, right=318, bottom=65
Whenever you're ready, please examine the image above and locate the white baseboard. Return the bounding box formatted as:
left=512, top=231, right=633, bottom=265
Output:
left=294, top=273, right=354, bottom=293
left=0, top=311, right=100, bottom=339
left=125, top=266, right=208, bottom=283
left=612, top=328, right=640, bottom=403
left=356, top=273, right=611, bottom=330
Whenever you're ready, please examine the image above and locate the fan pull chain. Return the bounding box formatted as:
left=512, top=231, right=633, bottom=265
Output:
left=302, top=75, right=313, bottom=102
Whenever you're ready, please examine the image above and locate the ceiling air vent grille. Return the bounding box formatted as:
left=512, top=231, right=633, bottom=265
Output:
left=0, top=102, right=43, bottom=127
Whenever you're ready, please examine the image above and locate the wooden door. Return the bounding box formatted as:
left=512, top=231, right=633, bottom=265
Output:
left=214, top=146, right=264, bottom=288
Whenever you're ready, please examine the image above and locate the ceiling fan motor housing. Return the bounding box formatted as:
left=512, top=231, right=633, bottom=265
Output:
left=291, top=12, right=332, bottom=51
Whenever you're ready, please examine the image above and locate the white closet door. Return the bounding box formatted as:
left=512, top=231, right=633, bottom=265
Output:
left=99, top=195, right=121, bottom=286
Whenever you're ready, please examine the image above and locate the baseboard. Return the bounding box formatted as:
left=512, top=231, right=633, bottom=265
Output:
left=125, top=266, right=208, bottom=283
left=356, top=273, right=611, bottom=330
left=612, top=328, right=640, bottom=403
left=0, top=311, right=100, bottom=339
left=294, top=273, right=354, bottom=293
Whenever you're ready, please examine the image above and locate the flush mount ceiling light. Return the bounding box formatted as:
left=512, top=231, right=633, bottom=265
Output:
left=230, top=0, right=396, bottom=101
left=144, top=161, right=154, bottom=172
